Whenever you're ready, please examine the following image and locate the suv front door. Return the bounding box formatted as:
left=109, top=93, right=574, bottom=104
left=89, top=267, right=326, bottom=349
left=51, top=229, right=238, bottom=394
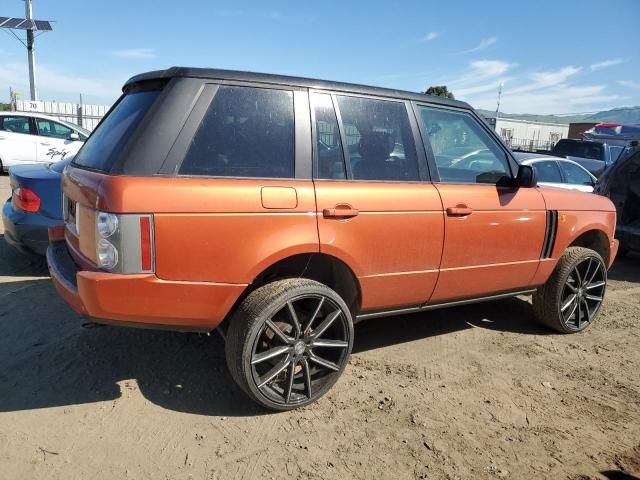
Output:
left=415, top=104, right=547, bottom=302
left=311, top=92, right=444, bottom=312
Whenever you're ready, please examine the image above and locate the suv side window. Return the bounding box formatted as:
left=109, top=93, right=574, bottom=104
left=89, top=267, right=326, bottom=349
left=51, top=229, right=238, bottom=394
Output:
left=36, top=119, right=73, bottom=139
left=0, top=116, right=32, bottom=135
left=534, top=161, right=563, bottom=183
left=312, top=93, right=346, bottom=180
left=180, top=86, right=295, bottom=178
left=336, top=95, right=419, bottom=181
left=560, top=162, right=594, bottom=186
left=417, top=106, right=511, bottom=184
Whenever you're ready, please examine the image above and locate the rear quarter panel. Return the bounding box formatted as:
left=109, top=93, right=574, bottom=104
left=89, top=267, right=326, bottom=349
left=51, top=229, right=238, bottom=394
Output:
left=95, top=176, right=319, bottom=284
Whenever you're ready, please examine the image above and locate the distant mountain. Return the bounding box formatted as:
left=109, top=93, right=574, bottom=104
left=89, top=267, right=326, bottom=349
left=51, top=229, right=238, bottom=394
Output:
left=478, top=106, right=640, bottom=125
left=588, top=107, right=640, bottom=124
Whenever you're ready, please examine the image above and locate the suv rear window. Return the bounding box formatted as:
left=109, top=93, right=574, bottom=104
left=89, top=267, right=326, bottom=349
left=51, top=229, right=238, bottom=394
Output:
left=179, top=86, right=295, bottom=178
left=73, top=87, right=161, bottom=172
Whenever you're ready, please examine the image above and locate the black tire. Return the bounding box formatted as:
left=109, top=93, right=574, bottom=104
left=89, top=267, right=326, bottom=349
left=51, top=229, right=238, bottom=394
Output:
left=225, top=278, right=354, bottom=411
left=533, top=247, right=607, bottom=333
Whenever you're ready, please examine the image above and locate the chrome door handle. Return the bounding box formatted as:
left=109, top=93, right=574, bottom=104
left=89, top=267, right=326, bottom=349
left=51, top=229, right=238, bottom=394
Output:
left=323, top=207, right=359, bottom=218
left=446, top=205, right=473, bottom=217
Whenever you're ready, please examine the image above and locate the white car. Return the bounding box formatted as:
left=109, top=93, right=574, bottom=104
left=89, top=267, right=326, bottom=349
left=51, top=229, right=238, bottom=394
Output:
left=513, top=152, right=597, bottom=193
left=0, top=112, right=90, bottom=172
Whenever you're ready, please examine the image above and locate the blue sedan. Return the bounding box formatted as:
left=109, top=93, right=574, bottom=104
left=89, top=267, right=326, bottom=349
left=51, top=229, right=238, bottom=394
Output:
left=2, top=158, right=69, bottom=255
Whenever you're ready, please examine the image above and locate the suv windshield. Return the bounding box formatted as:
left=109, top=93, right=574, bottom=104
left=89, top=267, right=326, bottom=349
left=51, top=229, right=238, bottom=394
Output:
left=72, top=87, right=161, bottom=172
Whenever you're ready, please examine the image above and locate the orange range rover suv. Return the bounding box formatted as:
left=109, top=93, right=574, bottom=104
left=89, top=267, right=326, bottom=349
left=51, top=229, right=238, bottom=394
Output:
left=47, top=68, right=618, bottom=410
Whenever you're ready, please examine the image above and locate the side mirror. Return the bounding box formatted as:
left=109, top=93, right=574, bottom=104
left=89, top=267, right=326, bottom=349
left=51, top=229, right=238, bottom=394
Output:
left=516, top=164, right=537, bottom=188
left=69, top=132, right=80, bottom=141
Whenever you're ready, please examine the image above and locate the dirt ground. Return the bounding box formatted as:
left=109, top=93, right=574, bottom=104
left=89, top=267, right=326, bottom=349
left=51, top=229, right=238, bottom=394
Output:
left=0, top=175, right=639, bottom=480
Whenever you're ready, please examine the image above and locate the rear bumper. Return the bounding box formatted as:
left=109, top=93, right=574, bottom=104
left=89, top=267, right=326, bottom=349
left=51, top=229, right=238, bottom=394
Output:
left=3, top=199, right=61, bottom=255
left=47, top=241, right=247, bottom=330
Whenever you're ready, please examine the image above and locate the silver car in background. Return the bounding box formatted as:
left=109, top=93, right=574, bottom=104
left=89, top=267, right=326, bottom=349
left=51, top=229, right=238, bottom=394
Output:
left=514, top=152, right=597, bottom=193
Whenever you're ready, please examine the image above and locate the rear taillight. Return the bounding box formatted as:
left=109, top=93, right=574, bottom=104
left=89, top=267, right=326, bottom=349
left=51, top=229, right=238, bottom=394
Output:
left=12, top=187, right=41, bottom=213
left=95, top=211, right=154, bottom=274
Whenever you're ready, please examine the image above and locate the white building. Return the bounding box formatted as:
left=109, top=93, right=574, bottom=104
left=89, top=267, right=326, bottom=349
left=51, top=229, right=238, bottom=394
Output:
left=493, top=118, right=569, bottom=152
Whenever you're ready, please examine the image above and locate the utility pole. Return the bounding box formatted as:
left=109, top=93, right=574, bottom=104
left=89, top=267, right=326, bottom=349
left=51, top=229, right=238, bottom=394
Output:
left=495, top=82, right=503, bottom=119
left=0, top=2, right=53, bottom=102
left=25, top=0, right=37, bottom=100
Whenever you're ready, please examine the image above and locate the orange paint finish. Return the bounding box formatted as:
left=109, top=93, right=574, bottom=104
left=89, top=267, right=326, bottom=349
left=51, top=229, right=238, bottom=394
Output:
left=76, top=271, right=245, bottom=328
left=359, top=271, right=439, bottom=310
left=314, top=181, right=445, bottom=309
left=261, top=186, right=298, bottom=209
left=154, top=213, right=318, bottom=283
left=95, top=176, right=316, bottom=214
left=430, top=184, right=546, bottom=302
left=551, top=210, right=617, bottom=263
left=50, top=162, right=619, bottom=330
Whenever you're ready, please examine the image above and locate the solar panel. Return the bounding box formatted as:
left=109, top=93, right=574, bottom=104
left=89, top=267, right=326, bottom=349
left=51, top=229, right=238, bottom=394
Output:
left=34, top=20, right=53, bottom=31
left=0, top=17, right=53, bottom=31
left=3, top=17, right=23, bottom=28
left=16, top=19, right=34, bottom=29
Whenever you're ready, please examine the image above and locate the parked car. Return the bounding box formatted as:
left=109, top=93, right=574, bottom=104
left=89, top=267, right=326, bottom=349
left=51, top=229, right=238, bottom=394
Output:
left=513, top=153, right=597, bottom=192
left=583, top=123, right=640, bottom=147
left=0, top=112, right=89, bottom=172
left=550, top=138, right=626, bottom=177
left=47, top=68, right=618, bottom=411
left=595, top=146, right=640, bottom=256
left=2, top=157, right=69, bottom=255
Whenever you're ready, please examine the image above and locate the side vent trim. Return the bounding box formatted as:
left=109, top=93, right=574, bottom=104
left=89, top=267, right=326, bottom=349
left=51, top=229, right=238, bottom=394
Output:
left=541, top=210, right=558, bottom=259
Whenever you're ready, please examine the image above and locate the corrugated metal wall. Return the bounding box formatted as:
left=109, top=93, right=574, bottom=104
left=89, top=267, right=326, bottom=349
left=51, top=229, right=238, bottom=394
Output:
left=14, top=100, right=110, bottom=131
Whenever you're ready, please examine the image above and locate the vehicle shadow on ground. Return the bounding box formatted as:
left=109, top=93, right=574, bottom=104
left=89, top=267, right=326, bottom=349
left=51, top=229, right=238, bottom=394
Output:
left=0, top=275, right=266, bottom=417
left=353, top=295, right=548, bottom=353
left=0, top=234, right=50, bottom=277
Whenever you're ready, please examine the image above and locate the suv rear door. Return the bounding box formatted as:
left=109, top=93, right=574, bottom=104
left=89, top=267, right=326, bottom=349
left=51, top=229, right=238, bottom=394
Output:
left=414, top=104, right=547, bottom=302
left=311, top=92, right=444, bottom=312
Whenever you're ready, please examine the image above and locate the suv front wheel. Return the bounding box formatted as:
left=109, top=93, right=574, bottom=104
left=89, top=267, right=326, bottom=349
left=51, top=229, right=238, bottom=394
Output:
left=225, top=279, right=354, bottom=411
left=533, top=247, right=607, bottom=333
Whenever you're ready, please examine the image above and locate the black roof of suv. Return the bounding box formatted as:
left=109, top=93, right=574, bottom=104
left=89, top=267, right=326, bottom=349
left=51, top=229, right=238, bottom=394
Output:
left=124, top=67, right=471, bottom=110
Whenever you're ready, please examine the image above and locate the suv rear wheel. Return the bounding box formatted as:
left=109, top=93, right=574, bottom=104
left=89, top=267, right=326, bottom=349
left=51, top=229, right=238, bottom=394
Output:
left=225, top=278, right=354, bottom=411
left=533, top=247, right=607, bottom=333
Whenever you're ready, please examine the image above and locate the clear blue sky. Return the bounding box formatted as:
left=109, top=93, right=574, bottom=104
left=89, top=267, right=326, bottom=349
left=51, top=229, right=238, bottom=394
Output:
left=1, top=0, right=638, bottom=114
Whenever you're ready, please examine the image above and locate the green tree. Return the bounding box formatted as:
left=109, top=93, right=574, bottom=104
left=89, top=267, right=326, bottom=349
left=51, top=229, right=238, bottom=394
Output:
left=424, top=85, right=455, bottom=99
left=0, top=103, right=10, bottom=112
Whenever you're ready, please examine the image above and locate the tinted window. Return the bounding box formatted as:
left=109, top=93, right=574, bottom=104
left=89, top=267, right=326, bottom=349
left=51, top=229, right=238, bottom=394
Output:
left=312, top=93, right=345, bottom=180
left=180, top=86, right=294, bottom=178
left=73, top=89, right=161, bottom=172
left=418, top=106, right=510, bottom=184
left=554, top=140, right=603, bottom=161
left=36, top=119, right=73, bottom=139
left=0, top=116, right=31, bottom=135
left=560, top=162, right=594, bottom=186
left=533, top=161, right=562, bottom=183
left=335, top=96, right=419, bottom=181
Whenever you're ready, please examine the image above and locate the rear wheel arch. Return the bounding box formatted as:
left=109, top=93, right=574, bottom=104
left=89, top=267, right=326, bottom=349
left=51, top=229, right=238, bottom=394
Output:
left=221, top=253, right=362, bottom=333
